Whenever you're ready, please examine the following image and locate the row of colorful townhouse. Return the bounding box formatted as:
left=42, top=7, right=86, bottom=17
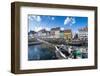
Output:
left=28, top=26, right=88, bottom=41
left=28, top=27, right=72, bottom=41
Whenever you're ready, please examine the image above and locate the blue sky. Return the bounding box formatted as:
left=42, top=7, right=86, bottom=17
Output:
left=28, top=15, right=88, bottom=33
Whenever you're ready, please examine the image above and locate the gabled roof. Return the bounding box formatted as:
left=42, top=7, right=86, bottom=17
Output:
left=64, top=29, right=72, bottom=32
left=51, top=27, right=60, bottom=31
left=79, top=26, right=88, bottom=31
left=28, top=31, right=36, bottom=34
left=38, top=29, right=50, bottom=33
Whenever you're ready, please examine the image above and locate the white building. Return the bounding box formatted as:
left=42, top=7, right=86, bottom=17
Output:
left=50, top=27, right=60, bottom=38
left=37, top=29, right=50, bottom=38
left=78, top=26, right=88, bottom=41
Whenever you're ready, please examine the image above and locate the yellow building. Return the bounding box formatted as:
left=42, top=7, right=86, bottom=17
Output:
left=64, top=29, right=72, bottom=41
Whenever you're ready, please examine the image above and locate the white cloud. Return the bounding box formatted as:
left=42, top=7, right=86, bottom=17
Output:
left=28, top=16, right=33, bottom=21
left=33, top=26, right=50, bottom=32
left=64, top=17, right=70, bottom=25
left=45, top=27, right=50, bottom=31
left=61, top=27, right=64, bottom=30
left=64, top=17, right=75, bottom=26
left=36, top=16, right=41, bottom=22
left=29, top=15, right=41, bottom=22
left=72, top=18, right=75, bottom=24
left=34, top=26, right=43, bottom=32
left=51, top=17, right=55, bottom=20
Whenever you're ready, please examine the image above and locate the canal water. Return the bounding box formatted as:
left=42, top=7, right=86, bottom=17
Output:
left=28, top=44, right=88, bottom=60
left=28, top=44, right=58, bottom=60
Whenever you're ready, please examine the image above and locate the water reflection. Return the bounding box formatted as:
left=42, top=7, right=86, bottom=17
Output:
left=28, top=44, right=88, bottom=60
left=28, top=44, right=57, bottom=60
